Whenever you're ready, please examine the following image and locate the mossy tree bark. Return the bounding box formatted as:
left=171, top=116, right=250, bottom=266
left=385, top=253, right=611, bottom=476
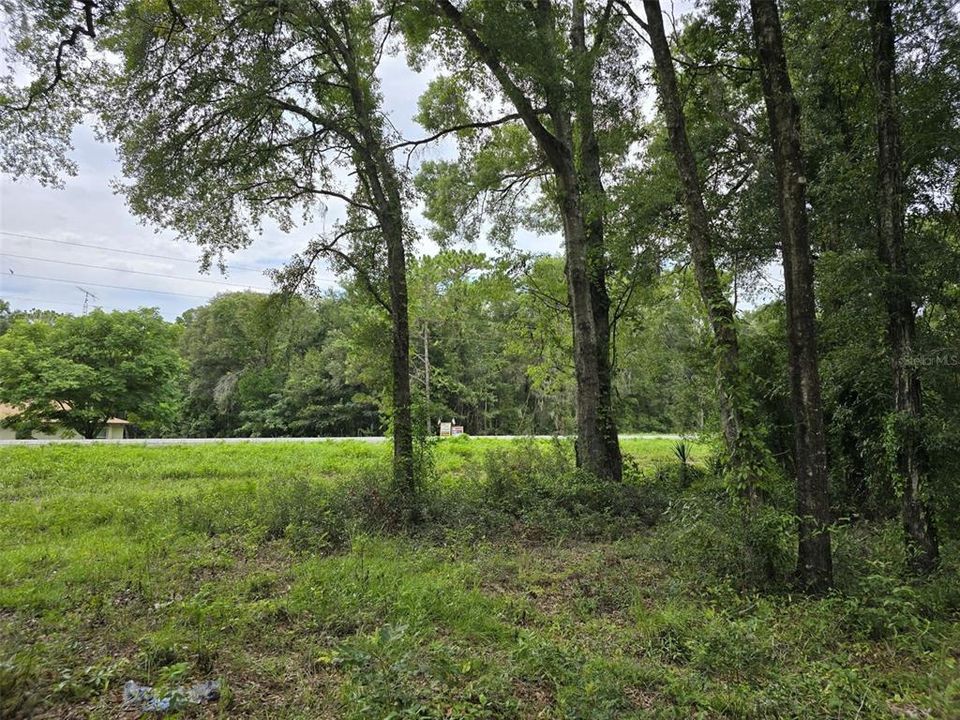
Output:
left=643, top=0, right=767, bottom=501
left=750, top=0, right=833, bottom=592
left=870, top=0, right=938, bottom=572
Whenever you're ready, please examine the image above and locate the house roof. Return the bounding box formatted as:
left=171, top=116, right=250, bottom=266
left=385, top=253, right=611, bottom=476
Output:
left=0, top=403, right=129, bottom=425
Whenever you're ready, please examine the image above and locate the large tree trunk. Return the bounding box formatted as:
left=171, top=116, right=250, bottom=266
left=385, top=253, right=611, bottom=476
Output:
left=363, top=144, right=415, bottom=503
left=568, top=0, right=622, bottom=482
left=556, top=171, right=623, bottom=482
left=870, top=0, right=938, bottom=573
left=335, top=1, right=416, bottom=504
left=643, top=0, right=764, bottom=500
left=385, top=216, right=416, bottom=500
left=434, top=0, right=623, bottom=483
left=750, top=0, right=833, bottom=592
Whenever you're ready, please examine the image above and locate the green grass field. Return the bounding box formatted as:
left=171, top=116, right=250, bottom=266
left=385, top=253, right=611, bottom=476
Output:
left=2, top=438, right=958, bottom=718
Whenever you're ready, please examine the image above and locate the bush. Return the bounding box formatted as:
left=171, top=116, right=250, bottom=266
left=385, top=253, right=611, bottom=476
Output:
left=652, top=495, right=795, bottom=592
left=172, top=462, right=399, bottom=552
left=171, top=440, right=699, bottom=551
left=467, top=440, right=665, bottom=538
left=832, top=560, right=932, bottom=642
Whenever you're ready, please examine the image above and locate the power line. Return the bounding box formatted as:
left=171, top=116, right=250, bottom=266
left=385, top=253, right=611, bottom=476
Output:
left=1, top=252, right=275, bottom=290
left=3, top=272, right=230, bottom=300
left=1, top=294, right=89, bottom=309
left=0, top=229, right=341, bottom=283
left=0, top=229, right=265, bottom=272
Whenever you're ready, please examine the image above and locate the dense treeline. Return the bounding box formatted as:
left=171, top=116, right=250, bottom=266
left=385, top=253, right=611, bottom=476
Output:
left=0, top=253, right=715, bottom=439
left=2, top=0, right=958, bottom=587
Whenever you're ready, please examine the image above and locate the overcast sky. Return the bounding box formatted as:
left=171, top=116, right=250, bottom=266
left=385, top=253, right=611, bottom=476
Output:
left=0, top=49, right=565, bottom=321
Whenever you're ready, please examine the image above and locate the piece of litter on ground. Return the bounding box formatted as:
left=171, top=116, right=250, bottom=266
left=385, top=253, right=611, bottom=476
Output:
left=122, top=679, right=220, bottom=713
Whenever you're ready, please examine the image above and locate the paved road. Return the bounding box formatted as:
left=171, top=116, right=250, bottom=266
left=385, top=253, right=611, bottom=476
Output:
left=0, top=433, right=686, bottom=447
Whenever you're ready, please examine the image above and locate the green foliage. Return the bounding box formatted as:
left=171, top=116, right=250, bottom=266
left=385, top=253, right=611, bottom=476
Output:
left=177, top=291, right=381, bottom=438
left=836, top=561, right=932, bottom=643
left=612, top=270, right=721, bottom=435
left=0, top=653, right=40, bottom=720
left=0, top=308, right=183, bottom=438
left=415, top=76, right=473, bottom=133
left=3, top=262, right=739, bottom=443
left=414, top=123, right=544, bottom=248
left=424, top=440, right=669, bottom=540
left=1, top=7, right=959, bottom=717
left=52, top=657, right=129, bottom=702
left=2, top=441, right=959, bottom=718
left=653, top=492, right=796, bottom=593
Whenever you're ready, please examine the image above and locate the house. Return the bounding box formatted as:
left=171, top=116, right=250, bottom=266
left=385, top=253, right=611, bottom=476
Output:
left=0, top=403, right=130, bottom=440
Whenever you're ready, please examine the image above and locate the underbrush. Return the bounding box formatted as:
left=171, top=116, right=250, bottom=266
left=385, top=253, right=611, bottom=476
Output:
left=424, top=440, right=673, bottom=540
left=2, top=440, right=959, bottom=718
left=171, top=439, right=676, bottom=554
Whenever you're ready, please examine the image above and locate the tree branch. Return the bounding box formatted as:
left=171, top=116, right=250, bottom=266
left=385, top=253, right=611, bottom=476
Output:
left=266, top=95, right=363, bottom=154
left=5, top=0, right=98, bottom=112
left=614, top=0, right=649, bottom=32
left=389, top=111, right=543, bottom=151
left=430, top=0, right=568, bottom=168
left=588, top=0, right=617, bottom=63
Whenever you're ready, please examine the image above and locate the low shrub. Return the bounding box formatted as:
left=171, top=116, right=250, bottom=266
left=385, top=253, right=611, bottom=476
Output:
left=651, top=495, right=795, bottom=592
left=333, top=624, right=517, bottom=719
left=426, top=440, right=671, bottom=539
left=172, top=458, right=409, bottom=552
left=834, top=560, right=933, bottom=642
left=0, top=653, right=41, bottom=720
left=168, top=440, right=770, bottom=554
left=168, top=440, right=707, bottom=553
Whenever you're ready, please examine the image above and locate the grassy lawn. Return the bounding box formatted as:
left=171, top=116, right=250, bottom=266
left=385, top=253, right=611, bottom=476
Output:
left=2, top=438, right=958, bottom=718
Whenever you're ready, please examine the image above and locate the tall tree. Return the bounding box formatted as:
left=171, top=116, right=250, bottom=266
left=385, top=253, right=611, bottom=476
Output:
left=411, top=0, right=625, bottom=481
left=639, top=0, right=769, bottom=499
left=112, top=0, right=419, bottom=500
left=0, top=309, right=182, bottom=438
left=870, top=0, right=938, bottom=572
left=749, top=0, right=833, bottom=591
left=1, top=0, right=420, bottom=501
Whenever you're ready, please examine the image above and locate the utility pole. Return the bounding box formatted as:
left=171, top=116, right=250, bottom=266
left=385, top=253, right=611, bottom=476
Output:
left=423, top=321, right=431, bottom=435
left=76, top=286, right=98, bottom=315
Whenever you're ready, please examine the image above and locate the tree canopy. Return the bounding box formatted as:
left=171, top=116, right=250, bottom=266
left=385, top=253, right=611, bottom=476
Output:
left=0, top=309, right=182, bottom=438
